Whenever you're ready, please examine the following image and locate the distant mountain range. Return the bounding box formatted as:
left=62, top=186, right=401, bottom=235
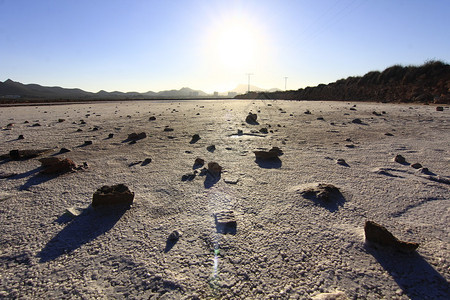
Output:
left=0, top=79, right=211, bottom=101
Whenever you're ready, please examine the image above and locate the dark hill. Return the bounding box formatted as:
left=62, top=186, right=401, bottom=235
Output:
left=237, top=61, right=450, bottom=104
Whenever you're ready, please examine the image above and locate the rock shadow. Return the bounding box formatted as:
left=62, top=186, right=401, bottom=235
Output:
left=13, top=167, right=59, bottom=191
left=255, top=157, right=282, bottom=169
left=301, top=186, right=346, bottom=212
left=164, top=238, right=178, bottom=253
left=365, top=244, right=449, bottom=299
left=204, top=173, right=221, bottom=189
left=38, top=205, right=128, bottom=262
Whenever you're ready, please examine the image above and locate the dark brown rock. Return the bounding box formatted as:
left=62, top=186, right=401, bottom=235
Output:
left=194, top=157, right=205, bottom=166
left=259, top=127, right=268, bottom=134
left=92, top=184, right=134, bottom=207
left=190, top=134, right=200, bottom=143
left=39, top=157, right=76, bottom=174
left=436, top=106, right=444, bottom=111
left=351, top=118, right=362, bottom=124
left=206, top=145, right=216, bottom=152
left=128, top=132, right=147, bottom=140
left=394, top=154, right=407, bottom=164
left=207, top=162, right=222, bottom=174
left=411, top=162, right=423, bottom=169
left=253, top=147, right=283, bottom=159
left=300, top=183, right=341, bottom=202
left=163, top=127, right=174, bottom=132
left=245, top=113, right=258, bottom=124
left=364, top=220, right=419, bottom=253
left=149, top=116, right=156, bottom=121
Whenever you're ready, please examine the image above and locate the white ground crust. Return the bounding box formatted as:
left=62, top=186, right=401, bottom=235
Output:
left=0, top=100, right=449, bottom=299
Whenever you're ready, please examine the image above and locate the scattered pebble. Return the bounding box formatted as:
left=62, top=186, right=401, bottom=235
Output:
left=411, top=162, right=422, bottom=169
left=206, top=145, right=216, bottom=152
left=394, top=154, right=406, bottom=164
left=351, top=118, right=362, bottom=124
left=18, top=135, right=24, bottom=140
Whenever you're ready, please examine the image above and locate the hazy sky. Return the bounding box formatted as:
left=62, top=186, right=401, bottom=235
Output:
left=1, top=0, right=449, bottom=93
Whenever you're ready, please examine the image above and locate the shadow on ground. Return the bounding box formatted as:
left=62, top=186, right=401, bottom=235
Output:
left=38, top=205, right=128, bottom=262
left=365, top=244, right=449, bottom=299
left=255, top=157, right=282, bottom=169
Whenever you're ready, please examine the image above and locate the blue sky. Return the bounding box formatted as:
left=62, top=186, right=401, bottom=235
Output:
left=1, top=0, right=449, bottom=93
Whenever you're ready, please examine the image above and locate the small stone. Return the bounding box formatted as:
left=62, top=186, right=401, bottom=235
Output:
left=108, top=133, right=114, bottom=139
left=259, top=127, right=268, bottom=134
left=394, top=154, right=406, bottom=164
left=214, top=210, right=237, bottom=234
left=164, top=127, right=174, bottom=132
left=128, top=132, right=146, bottom=140
left=190, top=134, right=200, bottom=143
left=345, top=144, right=355, bottom=148
left=207, top=162, right=222, bottom=175
left=32, top=123, right=41, bottom=127
left=336, top=158, right=348, bottom=166
left=59, top=148, right=71, bottom=153
left=84, top=140, right=93, bottom=145
left=18, top=135, right=24, bottom=140
left=253, top=147, right=283, bottom=159
left=64, top=207, right=83, bottom=217
left=168, top=230, right=181, bottom=242
left=149, top=116, right=156, bottom=121
left=304, top=110, right=311, bottom=114
left=350, top=107, right=357, bottom=111
left=351, top=118, right=362, bottom=124
left=142, top=158, right=152, bottom=165
left=316, top=117, right=324, bottom=121
left=39, top=157, right=76, bottom=174
left=58, top=118, right=65, bottom=122
left=76, top=129, right=83, bottom=132
left=245, top=113, right=258, bottom=124
left=384, top=133, right=393, bottom=136
left=181, top=173, right=196, bottom=181
left=411, top=163, right=422, bottom=169
left=237, top=129, right=243, bottom=135
left=436, top=106, right=444, bottom=111
left=300, top=183, right=342, bottom=203
left=372, top=111, right=382, bottom=116
left=364, top=220, right=419, bottom=253
left=206, top=145, right=216, bottom=152
left=92, top=184, right=134, bottom=207
left=194, top=157, right=205, bottom=166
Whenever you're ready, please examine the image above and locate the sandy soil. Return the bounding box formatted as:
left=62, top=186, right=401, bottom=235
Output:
left=0, top=99, right=449, bottom=299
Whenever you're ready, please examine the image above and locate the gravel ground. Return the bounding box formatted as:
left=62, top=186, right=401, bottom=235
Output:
left=0, top=99, right=449, bottom=299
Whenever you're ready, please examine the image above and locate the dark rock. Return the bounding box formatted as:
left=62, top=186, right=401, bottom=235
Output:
left=141, top=158, right=152, bottom=166
left=214, top=210, right=237, bottom=234
left=58, top=118, right=65, bottom=122
left=351, top=118, right=362, bottom=124
left=384, top=133, right=394, bottom=136
left=237, top=129, right=243, bottom=135
left=39, top=157, right=76, bottom=174
left=436, top=106, right=443, bottom=111
left=149, top=116, right=156, bottom=121
left=304, top=110, right=311, bottom=114
left=194, top=157, right=205, bottom=167
left=168, top=230, right=181, bottom=242
left=253, top=147, right=283, bottom=159
left=300, top=183, right=342, bottom=203
left=92, top=184, right=134, bottom=207
left=84, top=140, right=93, bottom=145
left=207, top=162, right=222, bottom=175
left=163, top=127, right=174, bottom=132
left=372, top=111, right=382, bottom=116
left=364, top=220, right=419, bottom=253
left=128, top=132, right=147, bottom=140
left=345, top=144, right=355, bottom=148
left=181, top=173, right=196, bottom=181
left=76, top=129, right=83, bottom=132
left=411, top=163, right=422, bottom=169
left=259, top=128, right=268, bottom=134
left=206, top=145, right=216, bottom=152
left=18, top=135, right=24, bottom=140
left=108, top=133, right=114, bottom=139
left=336, top=158, right=349, bottom=166
left=350, top=107, right=357, bottom=111
left=245, top=113, right=258, bottom=124
left=32, top=123, right=41, bottom=127
left=394, top=154, right=407, bottom=164
left=92, top=127, right=99, bottom=131
left=190, top=134, right=200, bottom=143
left=316, top=117, right=324, bottom=121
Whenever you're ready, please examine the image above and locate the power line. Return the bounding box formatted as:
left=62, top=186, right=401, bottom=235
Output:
left=246, top=73, right=253, bottom=93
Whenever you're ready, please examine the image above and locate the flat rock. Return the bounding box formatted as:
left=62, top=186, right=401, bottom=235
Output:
left=207, top=162, right=222, bottom=175
left=39, top=157, right=76, bottom=174
left=394, top=154, right=406, bottom=164
left=253, top=147, right=283, bottom=159
left=92, top=184, right=134, bottom=207
left=300, top=183, right=342, bottom=203
left=364, top=220, right=419, bottom=253
left=214, top=210, right=237, bottom=234
left=128, top=132, right=146, bottom=140
left=411, top=162, right=422, bottom=169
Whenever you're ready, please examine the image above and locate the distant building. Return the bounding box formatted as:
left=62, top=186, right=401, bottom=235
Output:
left=213, top=91, right=219, bottom=97
left=190, top=91, right=199, bottom=97
left=227, top=92, right=237, bottom=97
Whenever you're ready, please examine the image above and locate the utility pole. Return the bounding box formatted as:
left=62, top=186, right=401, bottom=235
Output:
left=284, top=77, right=288, bottom=91
left=246, top=73, right=253, bottom=93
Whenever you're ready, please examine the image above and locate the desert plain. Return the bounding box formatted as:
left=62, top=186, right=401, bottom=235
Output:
left=0, top=99, right=449, bottom=299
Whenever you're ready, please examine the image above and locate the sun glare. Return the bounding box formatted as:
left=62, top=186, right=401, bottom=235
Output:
left=206, top=15, right=266, bottom=72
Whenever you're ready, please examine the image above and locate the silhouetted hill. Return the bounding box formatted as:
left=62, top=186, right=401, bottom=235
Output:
left=0, top=80, right=209, bottom=102
left=236, top=61, right=450, bottom=104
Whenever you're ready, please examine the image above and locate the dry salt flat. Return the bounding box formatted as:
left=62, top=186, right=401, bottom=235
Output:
left=0, top=99, right=449, bottom=299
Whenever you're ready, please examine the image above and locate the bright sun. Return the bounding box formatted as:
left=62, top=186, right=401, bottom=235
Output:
left=207, top=15, right=264, bottom=72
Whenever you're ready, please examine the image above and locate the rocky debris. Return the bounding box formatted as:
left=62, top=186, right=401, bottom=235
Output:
left=336, top=158, right=349, bottom=166
left=259, top=127, right=268, bottom=134
left=181, top=173, right=196, bottom=181
left=351, top=118, right=362, bottom=124
left=214, top=210, right=237, bottom=234
left=245, top=113, right=258, bottom=124
left=300, top=183, right=342, bottom=203
left=317, top=117, right=324, bottom=121
left=76, top=128, right=83, bottom=132
left=364, top=220, right=419, bottom=253
left=163, top=127, right=174, bottom=132
left=394, top=154, right=407, bottom=164
left=39, top=157, right=76, bottom=174
left=384, top=132, right=394, bottom=136
left=7, top=149, right=52, bottom=160
left=31, top=123, right=41, bottom=127
left=141, top=158, right=152, bottom=166
left=436, top=106, right=444, bottom=111
left=128, top=132, right=146, bottom=141
left=18, top=135, right=24, bottom=140
left=58, top=118, right=65, bottom=123
left=206, top=145, right=216, bottom=152
left=168, top=230, right=181, bottom=242
left=108, top=133, right=114, bottom=139
left=372, top=111, right=382, bottom=116
left=84, top=140, right=93, bottom=145
left=190, top=134, right=200, bottom=143
left=149, top=116, right=156, bottom=121
left=207, top=162, right=222, bottom=175
left=3, top=123, right=14, bottom=130
left=237, top=129, right=243, bottom=135
left=92, top=184, right=134, bottom=208
left=304, top=110, right=311, bottom=114
left=312, top=291, right=349, bottom=300
left=411, top=162, right=423, bottom=169
left=345, top=144, right=355, bottom=148
left=253, top=147, right=283, bottom=159
left=194, top=157, right=205, bottom=168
